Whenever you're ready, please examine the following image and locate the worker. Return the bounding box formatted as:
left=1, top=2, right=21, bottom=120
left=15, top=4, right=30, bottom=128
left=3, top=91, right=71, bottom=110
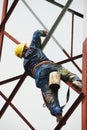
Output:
left=14, top=30, right=82, bottom=122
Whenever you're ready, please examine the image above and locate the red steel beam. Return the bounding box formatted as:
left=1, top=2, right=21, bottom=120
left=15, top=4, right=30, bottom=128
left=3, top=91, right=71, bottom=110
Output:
left=4, top=31, right=21, bottom=44
left=0, top=91, right=35, bottom=130
left=82, top=38, right=87, bottom=130
left=54, top=93, right=84, bottom=130
left=0, top=0, right=8, bottom=60
left=0, top=74, right=24, bottom=85
left=0, top=72, right=27, bottom=118
left=45, top=0, right=83, bottom=18
left=57, top=54, right=82, bottom=64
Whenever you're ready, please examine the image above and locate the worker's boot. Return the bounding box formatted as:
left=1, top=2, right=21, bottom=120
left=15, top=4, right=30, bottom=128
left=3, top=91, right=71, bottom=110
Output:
left=72, top=77, right=82, bottom=90
left=72, top=80, right=82, bottom=88
left=49, top=71, right=60, bottom=90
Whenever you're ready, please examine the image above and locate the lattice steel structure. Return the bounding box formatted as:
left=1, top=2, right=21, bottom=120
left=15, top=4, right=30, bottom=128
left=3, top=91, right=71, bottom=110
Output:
left=0, top=0, right=86, bottom=130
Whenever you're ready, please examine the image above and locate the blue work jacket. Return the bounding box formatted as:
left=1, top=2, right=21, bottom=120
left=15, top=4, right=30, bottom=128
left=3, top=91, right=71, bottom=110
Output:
left=23, top=30, right=50, bottom=77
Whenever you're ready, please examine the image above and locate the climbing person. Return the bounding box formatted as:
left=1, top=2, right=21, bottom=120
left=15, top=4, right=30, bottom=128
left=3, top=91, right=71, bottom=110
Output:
left=14, top=30, right=82, bottom=122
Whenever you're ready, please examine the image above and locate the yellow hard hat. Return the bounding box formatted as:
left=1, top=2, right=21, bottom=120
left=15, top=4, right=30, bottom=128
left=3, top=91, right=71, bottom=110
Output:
left=14, top=43, right=26, bottom=58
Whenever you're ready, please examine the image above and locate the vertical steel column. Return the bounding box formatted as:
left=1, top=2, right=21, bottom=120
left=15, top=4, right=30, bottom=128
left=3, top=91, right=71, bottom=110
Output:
left=82, top=38, right=87, bottom=130
left=71, top=13, right=74, bottom=57
left=0, top=0, right=8, bottom=60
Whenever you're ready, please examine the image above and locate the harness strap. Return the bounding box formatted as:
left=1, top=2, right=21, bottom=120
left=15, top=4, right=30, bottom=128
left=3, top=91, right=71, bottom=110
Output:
left=61, top=87, right=70, bottom=109
left=32, top=60, right=54, bottom=76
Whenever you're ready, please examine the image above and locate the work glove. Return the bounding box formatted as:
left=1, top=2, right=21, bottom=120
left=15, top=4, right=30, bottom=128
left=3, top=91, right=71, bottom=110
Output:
left=40, top=30, right=48, bottom=37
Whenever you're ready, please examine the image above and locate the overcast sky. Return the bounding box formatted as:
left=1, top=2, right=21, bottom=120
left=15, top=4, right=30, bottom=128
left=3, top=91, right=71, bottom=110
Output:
left=0, top=0, right=84, bottom=130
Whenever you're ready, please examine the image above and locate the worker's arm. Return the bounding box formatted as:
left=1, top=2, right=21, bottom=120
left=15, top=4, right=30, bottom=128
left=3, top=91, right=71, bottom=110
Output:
left=30, top=30, right=48, bottom=49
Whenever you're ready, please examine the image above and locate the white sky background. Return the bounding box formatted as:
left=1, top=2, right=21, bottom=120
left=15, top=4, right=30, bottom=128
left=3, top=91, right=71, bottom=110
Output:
left=0, top=0, right=84, bottom=130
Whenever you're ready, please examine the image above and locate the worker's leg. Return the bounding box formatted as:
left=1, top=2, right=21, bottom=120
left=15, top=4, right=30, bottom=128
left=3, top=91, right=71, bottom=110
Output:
left=58, top=66, right=82, bottom=88
left=41, top=79, right=62, bottom=122
left=34, top=68, right=62, bottom=119
left=34, top=64, right=62, bottom=121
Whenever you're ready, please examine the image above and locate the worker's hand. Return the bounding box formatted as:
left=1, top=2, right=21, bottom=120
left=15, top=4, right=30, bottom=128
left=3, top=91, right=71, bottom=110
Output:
left=40, top=30, right=48, bottom=37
